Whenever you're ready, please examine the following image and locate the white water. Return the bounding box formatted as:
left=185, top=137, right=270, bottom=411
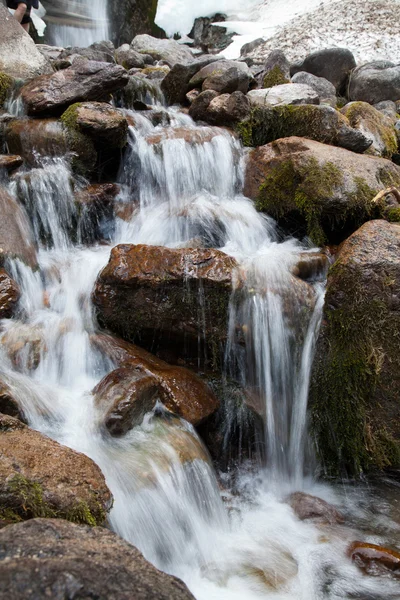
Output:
left=3, top=108, right=400, bottom=599
left=43, top=0, right=109, bottom=47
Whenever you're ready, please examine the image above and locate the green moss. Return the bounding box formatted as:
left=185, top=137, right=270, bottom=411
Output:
left=61, top=103, right=97, bottom=176
left=0, top=72, right=13, bottom=108
left=262, top=66, right=290, bottom=89
left=141, top=66, right=169, bottom=76
left=65, top=501, right=99, bottom=527
left=343, top=101, right=398, bottom=158
left=385, top=207, right=400, bottom=222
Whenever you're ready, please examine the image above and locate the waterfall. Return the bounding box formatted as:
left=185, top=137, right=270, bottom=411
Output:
left=42, top=0, right=109, bottom=47
left=3, top=106, right=400, bottom=600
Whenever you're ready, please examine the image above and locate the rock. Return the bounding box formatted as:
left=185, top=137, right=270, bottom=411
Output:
left=189, top=14, right=235, bottom=53
left=92, top=245, right=237, bottom=367
left=348, top=541, right=400, bottom=577
left=203, top=66, right=252, bottom=94
left=189, top=90, right=250, bottom=126
left=341, top=101, right=398, bottom=158
left=0, top=269, right=19, bottom=319
left=0, top=415, right=112, bottom=525
left=1, top=323, right=46, bottom=372
left=75, top=183, right=120, bottom=243
left=244, top=137, right=400, bottom=245
left=188, top=89, right=219, bottom=122
left=240, top=38, right=265, bottom=57
left=20, top=60, right=129, bottom=117
left=36, top=45, right=64, bottom=63
left=238, top=104, right=372, bottom=154
left=247, top=83, right=320, bottom=108
left=0, top=155, right=23, bottom=173
left=108, top=0, right=164, bottom=47
left=58, top=41, right=115, bottom=64
left=291, top=71, right=336, bottom=107
left=131, top=34, right=195, bottom=67
left=61, top=102, right=128, bottom=149
left=256, top=49, right=290, bottom=88
left=0, top=519, right=195, bottom=599
left=189, top=60, right=251, bottom=89
left=0, top=186, right=36, bottom=267
left=0, top=381, right=24, bottom=422
left=186, top=89, right=200, bottom=104
left=161, top=56, right=221, bottom=104
left=310, top=220, right=400, bottom=474
left=374, top=100, right=399, bottom=122
left=288, top=492, right=344, bottom=524
left=115, top=43, right=146, bottom=69
left=146, top=127, right=217, bottom=146
left=0, top=4, right=52, bottom=80
left=290, top=48, right=356, bottom=92
left=0, top=72, right=14, bottom=109
left=349, top=61, right=400, bottom=104
left=292, top=252, right=329, bottom=281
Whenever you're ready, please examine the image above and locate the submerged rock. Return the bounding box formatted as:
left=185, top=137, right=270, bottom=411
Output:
left=244, top=136, right=400, bottom=245
left=288, top=492, right=344, bottom=524
left=341, top=101, right=398, bottom=158
left=0, top=381, right=24, bottom=422
left=0, top=519, right=195, bottom=598
left=0, top=186, right=36, bottom=268
left=0, top=414, right=112, bottom=525
left=349, top=61, right=400, bottom=104
left=92, top=245, right=237, bottom=367
left=310, top=220, right=400, bottom=474
left=20, top=60, right=129, bottom=116
left=290, top=47, right=356, bottom=91
left=348, top=541, right=400, bottom=577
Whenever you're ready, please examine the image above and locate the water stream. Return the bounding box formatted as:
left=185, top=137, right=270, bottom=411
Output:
left=2, top=102, right=400, bottom=599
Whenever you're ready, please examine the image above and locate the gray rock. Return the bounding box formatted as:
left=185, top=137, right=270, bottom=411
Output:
left=36, top=45, right=64, bottom=62
left=161, top=56, right=225, bottom=104
left=20, top=60, right=129, bottom=116
left=341, top=101, right=398, bottom=157
left=240, top=37, right=265, bottom=57
left=291, top=71, right=336, bottom=106
left=0, top=519, right=195, bottom=599
left=256, top=49, right=290, bottom=88
left=247, top=83, right=320, bottom=107
left=0, top=4, right=52, bottom=80
left=59, top=41, right=115, bottom=64
left=189, top=60, right=251, bottom=89
left=349, top=62, right=400, bottom=104
left=131, top=34, right=195, bottom=67
left=115, top=43, right=145, bottom=69
left=203, top=67, right=252, bottom=94
left=192, top=91, right=251, bottom=126
left=290, top=47, right=356, bottom=91
left=189, top=14, right=235, bottom=53
left=188, top=89, right=219, bottom=121
left=373, top=100, right=398, bottom=122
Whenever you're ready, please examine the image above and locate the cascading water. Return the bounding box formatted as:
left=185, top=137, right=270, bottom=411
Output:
left=3, top=102, right=400, bottom=600
left=42, top=0, right=109, bottom=48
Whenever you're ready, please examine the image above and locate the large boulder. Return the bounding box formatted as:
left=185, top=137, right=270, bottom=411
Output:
left=0, top=186, right=36, bottom=267
left=161, top=56, right=222, bottom=104
left=291, top=71, right=337, bottom=107
left=247, top=83, right=320, bottom=107
left=290, top=48, right=356, bottom=92
left=244, top=136, right=400, bottom=245
left=188, top=60, right=250, bottom=89
left=130, top=34, right=194, bottom=67
left=310, top=220, right=400, bottom=474
left=349, top=61, right=400, bottom=104
left=92, top=245, right=237, bottom=367
left=0, top=4, right=52, bottom=80
left=20, top=60, right=129, bottom=116
left=341, top=101, right=398, bottom=158
left=0, top=414, right=112, bottom=525
left=61, top=102, right=128, bottom=149
left=237, top=104, right=372, bottom=154
left=203, top=66, right=252, bottom=94
left=189, top=90, right=251, bottom=126
left=0, top=519, right=195, bottom=599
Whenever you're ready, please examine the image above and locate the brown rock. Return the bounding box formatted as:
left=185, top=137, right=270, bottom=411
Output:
left=288, top=492, right=344, bottom=524
left=1, top=323, right=46, bottom=371
left=0, top=381, right=24, bottom=422
left=146, top=126, right=217, bottom=146
left=64, top=101, right=128, bottom=149
left=92, top=245, right=237, bottom=367
left=0, top=155, right=23, bottom=173
left=205, top=91, right=251, bottom=126
left=348, top=541, right=400, bottom=577
left=0, top=186, right=36, bottom=267
left=0, top=268, right=19, bottom=318
left=20, top=60, right=129, bottom=116
left=292, top=252, right=329, bottom=281
left=0, top=415, right=112, bottom=525
left=75, top=183, right=120, bottom=242
left=341, top=101, right=398, bottom=158
left=0, top=518, right=195, bottom=599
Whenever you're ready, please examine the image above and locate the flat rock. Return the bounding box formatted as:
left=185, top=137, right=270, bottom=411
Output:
left=288, top=491, right=344, bottom=524
left=247, top=83, right=319, bottom=107
left=291, top=71, right=337, bottom=106
left=131, top=34, right=195, bottom=67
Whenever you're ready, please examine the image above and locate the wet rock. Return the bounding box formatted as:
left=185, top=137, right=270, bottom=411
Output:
left=288, top=492, right=344, bottom=524
left=20, top=60, right=129, bottom=116
left=0, top=381, right=24, bottom=422
left=349, top=61, right=400, bottom=104
left=189, top=14, right=235, bottom=53
left=61, top=102, right=128, bottom=149
left=115, top=43, right=146, bottom=69
left=248, top=83, right=320, bottom=107
left=0, top=186, right=36, bottom=268
left=0, top=415, right=112, bottom=525
left=0, top=72, right=14, bottom=109
left=189, top=91, right=250, bottom=126
left=244, top=136, right=400, bottom=245
left=291, top=72, right=337, bottom=107
left=0, top=4, right=52, bottom=80
left=238, top=104, right=372, bottom=154
left=292, top=252, right=329, bottom=281
left=186, top=89, right=200, bottom=104
left=341, top=101, right=398, bottom=158
left=75, top=183, right=120, bottom=243
left=290, top=48, right=356, bottom=92
left=189, top=60, right=251, bottom=89
left=348, top=541, right=400, bottom=577
left=58, top=41, right=115, bottom=64
left=161, top=56, right=221, bottom=105
left=0, top=155, right=23, bottom=173
left=0, top=268, right=19, bottom=319
left=310, top=220, right=400, bottom=474
left=131, top=34, right=195, bottom=67
left=1, top=323, right=46, bottom=371
left=256, top=49, right=290, bottom=89
left=92, top=245, right=237, bottom=367
left=0, top=518, right=195, bottom=599
left=203, top=66, right=252, bottom=94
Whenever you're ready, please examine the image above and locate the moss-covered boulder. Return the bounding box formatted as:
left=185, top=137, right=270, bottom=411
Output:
left=237, top=105, right=372, bottom=153
left=341, top=101, right=398, bottom=158
left=310, top=220, right=400, bottom=475
left=61, top=102, right=128, bottom=150
left=244, top=136, right=400, bottom=245
left=0, top=413, right=112, bottom=526
left=257, top=50, right=290, bottom=89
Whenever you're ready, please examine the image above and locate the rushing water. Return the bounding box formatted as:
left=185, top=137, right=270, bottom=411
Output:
left=42, top=0, right=109, bottom=47
left=2, top=100, right=400, bottom=599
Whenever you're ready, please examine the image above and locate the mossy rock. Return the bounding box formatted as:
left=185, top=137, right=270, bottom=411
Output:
left=310, top=220, right=400, bottom=475
left=60, top=103, right=97, bottom=176
left=244, top=136, right=400, bottom=245
left=262, top=65, right=290, bottom=88
left=341, top=101, right=398, bottom=158
left=0, top=72, right=13, bottom=108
